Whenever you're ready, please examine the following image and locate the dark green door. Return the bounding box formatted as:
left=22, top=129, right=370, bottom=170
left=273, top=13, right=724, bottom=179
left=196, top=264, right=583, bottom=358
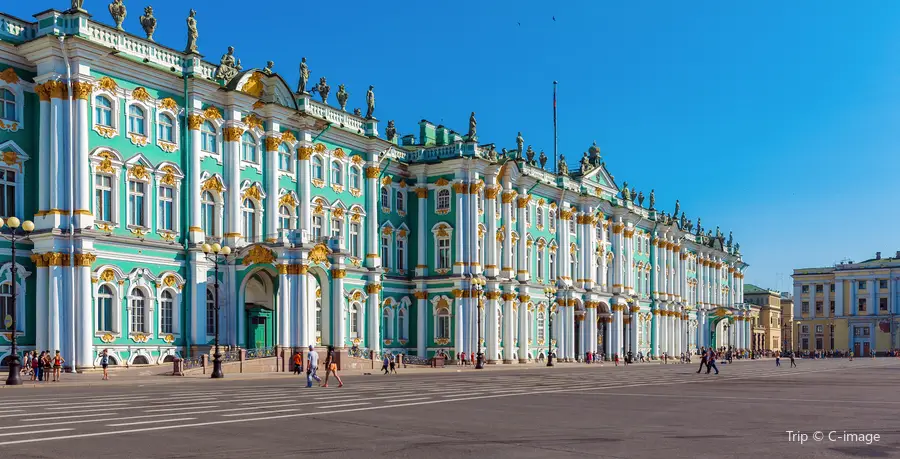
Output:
left=246, top=306, right=273, bottom=349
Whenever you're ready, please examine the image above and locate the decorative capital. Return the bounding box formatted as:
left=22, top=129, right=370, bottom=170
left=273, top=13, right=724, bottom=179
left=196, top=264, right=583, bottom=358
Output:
left=366, top=283, right=383, bottom=294
left=298, top=145, right=313, bottom=160
left=332, top=269, right=347, bottom=279
left=516, top=196, right=531, bottom=209
left=415, top=187, right=428, bottom=198
left=187, top=114, right=204, bottom=130
left=484, top=185, right=500, bottom=199
left=501, top=292, right=518, bottom=301
left=72, top=81, right=93, bottom=100
left=30, top=254, right=48, bottom=268
left=413, top=290, right=428, bottom=300
left=265, top=135, right=283, bottom=151
left=501, top=190, right=517, bottom=204
left=366, top=166, right=380, bottom=179
left=74, top=253, right=97, bottom=267
left=223, top=126, right=244, bottom=142
left=484, top=291, right=502, bottom=300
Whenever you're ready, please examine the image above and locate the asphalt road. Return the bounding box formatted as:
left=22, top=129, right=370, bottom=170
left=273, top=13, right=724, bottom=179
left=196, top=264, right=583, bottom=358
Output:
left=0, top=358, right=897, bottom=458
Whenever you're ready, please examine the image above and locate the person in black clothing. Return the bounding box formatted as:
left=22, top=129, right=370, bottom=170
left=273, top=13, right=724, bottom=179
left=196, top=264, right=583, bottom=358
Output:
left=697, top=349, right=708, bottom=373
left=789, top=351, right=797, bottom=368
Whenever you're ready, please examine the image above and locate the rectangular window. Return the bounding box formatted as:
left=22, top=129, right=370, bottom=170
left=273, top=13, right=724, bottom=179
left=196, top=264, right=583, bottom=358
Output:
left=331, top=218, right=342, bottom=240
left=879, top=280, right=888, bottom=289
left=815, top=285, right=823, bottom=293
left=158, top=185, right=174, bottom=231
left=438, top=238, right=451, bottom=270
left=830, top=301, right=835, bottom=314
left=0, top=169, right=15, bottom=218
left=279, top=150, right=292, bottom=172
left=312, top=216, right=323, bottom=240
left=801, top=325, right=809, bottom=334
left=537, top=249, right=544, bottom=279
left=830, top=284, right=835, bottom=292
left=549, top=211, right=556, bottom=231
left=397, top=239, right=405, bottom=271
left=801, top=302, right=809, bottom=313
left=859, top=281, right=866, bottom=290
left=815, top=337, right=823, bottom=350
left=128, top=180, right=146, bottom=227
left=349, top=223, right=360, bottom=258
left=381, top=237, right=390, bottom=269
left=815, top=325, right=823, bottom=333
left=801, top=285, right=809, bottom=293
left=525, top=206, right=532, bottom=226
left=95, top=174, right=112, bottom=222
left=858, top=298, right=867, bottom=312
left=880, top=297, right=888, bottom=311
left=815, top=301, right=823, bottom=314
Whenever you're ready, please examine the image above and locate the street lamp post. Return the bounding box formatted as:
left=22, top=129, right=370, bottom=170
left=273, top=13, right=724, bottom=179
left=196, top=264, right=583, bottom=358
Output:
left=1, top=217, right=34, bottom=386
left=201, top=242, right=232, bottom=379
left=472, top=277, right=485, bottom=369
left=544, top=286, right=557, bottom=367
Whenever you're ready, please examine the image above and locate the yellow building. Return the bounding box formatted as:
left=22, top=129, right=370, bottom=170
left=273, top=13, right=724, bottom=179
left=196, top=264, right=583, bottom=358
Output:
left=793, top=252, right=900, bottom=355
left=781, top=296, right=794, bottom=350
left=744, top=284, right=782, bottom=351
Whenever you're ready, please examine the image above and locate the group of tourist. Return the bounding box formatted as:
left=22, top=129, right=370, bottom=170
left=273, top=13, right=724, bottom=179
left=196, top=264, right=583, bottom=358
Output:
left=21, top=350, right=64, bottom=382
left=292, top=345, right=344, bottom=388
left=382, top=352, right=403, bottom=374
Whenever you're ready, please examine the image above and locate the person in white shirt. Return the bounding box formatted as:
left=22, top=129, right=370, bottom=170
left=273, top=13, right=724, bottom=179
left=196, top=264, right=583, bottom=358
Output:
left=306, top=345, right=321, bottom=388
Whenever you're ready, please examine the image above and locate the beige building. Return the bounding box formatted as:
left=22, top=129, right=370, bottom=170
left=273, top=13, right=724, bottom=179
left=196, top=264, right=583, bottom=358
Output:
left=781, top=296, right=794, bottom=350
left=743, top=284, right=782, bottom=351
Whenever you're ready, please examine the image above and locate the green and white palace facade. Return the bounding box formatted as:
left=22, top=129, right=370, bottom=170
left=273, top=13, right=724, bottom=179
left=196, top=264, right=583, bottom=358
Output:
left=0, top=6, right=749, bottom=369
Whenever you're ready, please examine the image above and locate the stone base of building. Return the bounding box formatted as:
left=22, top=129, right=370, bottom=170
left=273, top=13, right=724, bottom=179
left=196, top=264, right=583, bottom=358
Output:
left=502, top=359, right=514, bottom=364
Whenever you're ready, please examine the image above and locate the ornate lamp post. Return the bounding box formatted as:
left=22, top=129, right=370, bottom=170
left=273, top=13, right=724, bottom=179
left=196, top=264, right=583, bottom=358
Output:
left=201, top=242, right=232, bottom=379
left=544, top=285, right=557, bottom=367
left=472, top=277, right=486, bottom=369
left=1, top=216, right=33, bottom=386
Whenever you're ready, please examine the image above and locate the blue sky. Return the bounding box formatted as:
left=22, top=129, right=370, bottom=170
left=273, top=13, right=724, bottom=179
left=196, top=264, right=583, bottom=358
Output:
left=9, top=1, right=900, bottom=291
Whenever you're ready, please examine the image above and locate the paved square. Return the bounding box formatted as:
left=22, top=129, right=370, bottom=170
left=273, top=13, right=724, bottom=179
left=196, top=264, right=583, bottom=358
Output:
left=0, top=358, right=896, bottom=458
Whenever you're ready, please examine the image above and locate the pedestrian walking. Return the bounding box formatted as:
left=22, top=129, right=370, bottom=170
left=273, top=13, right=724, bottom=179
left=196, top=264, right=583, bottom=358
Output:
left=292, top=350, right=303, bottom=375
left=775, top=351, right=781, bottom=367
left=382, top=353, right=390, bottom=375
left=30, top=352, right=39, bottom=381
left=321, top=346, right=343, bottom=388
left=100, top=349, right=110, bottom=380
left=789, top=351, right=796, bottom=368
left=697, top=350, right=708, bottom=373
left=706, top=350, right=719, bottom=375
left=306, top=345, right=321, bottom=387
left=52, top=350, right=64, bottom=382
left=390, top=354, right=397, bottom=374
left=614, top=353, right=619, bottom=367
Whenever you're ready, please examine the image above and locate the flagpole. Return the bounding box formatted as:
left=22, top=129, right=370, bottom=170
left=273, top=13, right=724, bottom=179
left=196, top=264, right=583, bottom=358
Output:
left=553, top=80, right=558, bottom=173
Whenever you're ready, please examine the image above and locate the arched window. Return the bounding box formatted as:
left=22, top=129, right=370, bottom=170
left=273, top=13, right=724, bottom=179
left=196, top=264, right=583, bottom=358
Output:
left=349, top=166, right=361, bottom=190
left=241, top=133, right=257, bottom=163
left=158, top=113, right=174, bottom=142
left=537, top=207, right=544, bottom=227
left=201, top=191, right=216, bottom=236
left=242, top=199, right=256, bottom=240
left=380, top=187, right=389, bottom=210
left=436, top=307, right=450, bottom=339
left=94, top=96, right=112, bottom=127
left=206, top=288, right=216, bottom=335
left=0, top=89, right=16, bottom=122
left=0, top=283, right=10, bottom=331
left=396, top=191, right=404, bottom=213
left=398, top=308, right=408, bottom=340
left=437, top=189, right=450, bottom=211
left=160, top=290, right=174, bottom=334
left=278, top=143, right=292, bottom=172
left=570, top=250, right=577, bottom=277
left=130, top=289, right=146, bottom=333
left=537, top=312, right=546, bottom=342
left=476, top=232, right=483, bottom=266
left=201, top=121, right=217, bottom=153
left=279, top=205, right=292, bottom=231
left=396, top=237, right=405, bottom=270
left=330, top=161, right=342, bottom=185
left=97, top=284, right=114, bottom=332
left=127, top=105, right=145, bottom=136
left=382, top=307, right=393, bottom=340
left=312, top=156, right=324, bottom=180
left=526, top=205, right=532, bottom=226
left=350, top=304, right=360, bottom=339
left=437, top=232, right=451, bottom=270
left=549, top=210, right=556, bottom=231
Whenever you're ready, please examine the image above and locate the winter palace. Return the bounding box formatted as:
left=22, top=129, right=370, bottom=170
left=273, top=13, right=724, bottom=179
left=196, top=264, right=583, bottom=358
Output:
left=0, top=3, right=749, bottom=370
left=793, top=252, right=900, bottom=356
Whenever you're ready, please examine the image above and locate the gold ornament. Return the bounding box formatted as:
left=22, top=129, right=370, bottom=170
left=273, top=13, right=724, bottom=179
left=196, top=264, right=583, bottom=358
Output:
left=240, top=72, right=265, bottom=97
left=203, top=106, right=223, bottom=120
left=201, top=176, right=224, bottom=193
left=131, top=87, right=151, bottom=102
left=129, top=164, right=148, bottom=180
left=308, top=243, right=330, bottom=264
left=242, top=245, right=276, bottom=265
left=244, top=114, right=263, bottom=131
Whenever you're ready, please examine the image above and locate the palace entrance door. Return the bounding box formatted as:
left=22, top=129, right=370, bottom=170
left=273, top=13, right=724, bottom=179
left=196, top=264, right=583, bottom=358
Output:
left=246, top=306, right=273, bottom=349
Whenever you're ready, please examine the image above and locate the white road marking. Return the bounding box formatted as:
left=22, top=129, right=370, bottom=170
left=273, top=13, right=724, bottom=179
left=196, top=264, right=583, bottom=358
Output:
left=108, top=418, right=197, bottom=427
left=143, top=405, right=220, bottom=413
left=18, top=412, right=121, bottom=422
left=0, top=428, right=73, bottom=437
left=315, top=402, right=369, bottom=409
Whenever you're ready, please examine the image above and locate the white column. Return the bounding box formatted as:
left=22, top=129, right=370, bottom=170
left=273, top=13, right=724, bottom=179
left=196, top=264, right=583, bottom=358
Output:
left=73, top=83, right=92, bottom=228
left=502, top=293, right=515, bottom=363
left=566, top=299, right=576, bottom=360
left=299, top=144, right=312, bottom=234
left=629, top=306, right=638, bottom=356
left=277, top=264, right=291, bottom=347
left=295, top=265, right=309, bottom=348
left=188, top=115, right=204, bottom=243
left=33, top=261, right=48, bottom=351
left=600, top=221, right=609, bottom=290
left=223, top=122, right=242, bottom=244
left=613, top=302, right=624, bottom=357
left=416, top=182, right=428, bottom=276
left=486, top=286, right=500, bottom=363
left=367, top=281, right=381, bottom=354
left=48, top=264, right=62, bottom=355
left=37, top=85, right=50, bottom=215
left=484, top=185, right=498, bottom=277
left=364, top=164, right=380, bottom=268
left=75, top=262, right=93, bottom=370
left=264, top=129, right=280, bottom=241
left=501, top=189, right=514, bottom=279
left=415, top=290, right=426, bottom=357
left=612, top=222, right=623, bottom=292
left=455, top=295, right=464, bottom=358
left=516, top=191, right=528, bottom=282
left=835, top=281, right=844, bottom=317
left=453, top=182, right=465, bottom=275
left=332, top=267, right=346, bottom=348
left=518, top=294, right=528, bottom=362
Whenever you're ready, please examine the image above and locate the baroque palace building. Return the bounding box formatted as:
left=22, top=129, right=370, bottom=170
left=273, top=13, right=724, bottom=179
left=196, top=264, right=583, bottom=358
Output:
left=0, top=4, right=748, bottom=369
left=793, top=252, right=900, bottom=355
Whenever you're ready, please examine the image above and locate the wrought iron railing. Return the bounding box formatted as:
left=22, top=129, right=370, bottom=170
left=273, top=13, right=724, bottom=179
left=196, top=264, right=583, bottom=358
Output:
left=181, top=355, right=204, bottom=370
left=245, top=347, right=275, bottom=360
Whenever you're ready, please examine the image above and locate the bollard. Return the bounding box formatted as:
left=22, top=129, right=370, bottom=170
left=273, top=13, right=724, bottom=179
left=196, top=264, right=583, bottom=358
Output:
left=172, top=358, right=184, bottom=376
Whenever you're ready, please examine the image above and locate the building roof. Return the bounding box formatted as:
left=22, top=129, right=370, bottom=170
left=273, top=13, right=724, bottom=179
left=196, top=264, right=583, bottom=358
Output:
left=744, top=283, right=778, bottom=295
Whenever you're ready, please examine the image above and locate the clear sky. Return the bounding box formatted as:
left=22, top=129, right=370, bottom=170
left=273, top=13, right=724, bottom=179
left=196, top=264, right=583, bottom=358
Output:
left=8, top=1, right=900, bottom=291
